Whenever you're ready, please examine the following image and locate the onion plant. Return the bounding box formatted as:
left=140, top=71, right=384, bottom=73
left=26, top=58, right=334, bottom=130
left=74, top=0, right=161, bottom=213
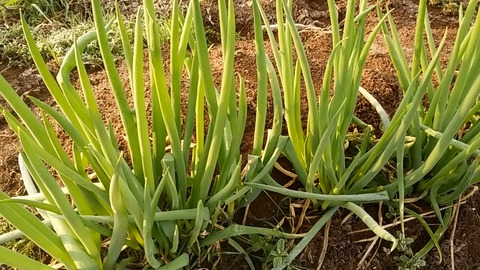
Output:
left=248, top=0, right=399, bottom=259
left=375, top=0, right=480, bottom=262
left=0, top=0, right=306, bottom=268
left=242, top=0, right=466, bottom=267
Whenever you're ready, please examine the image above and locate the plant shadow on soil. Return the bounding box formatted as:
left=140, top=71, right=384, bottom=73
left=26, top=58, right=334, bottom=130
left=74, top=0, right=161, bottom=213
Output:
left=0, top=0, right=480, bottom=269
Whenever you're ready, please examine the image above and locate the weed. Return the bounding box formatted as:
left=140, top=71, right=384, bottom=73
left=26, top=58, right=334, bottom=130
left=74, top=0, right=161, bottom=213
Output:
left=393, top=232, right=427, bottom=270
left=268, top=239, right=290, bottom=269
left=428, top=0, right=460, bottom=14
left=251, top=235, right=274, bottom=255
left=1, top=0, right=70, bottom=24
left=0, top=1, right=170, bottom=67
left=1, top=14, right=170, bottom=67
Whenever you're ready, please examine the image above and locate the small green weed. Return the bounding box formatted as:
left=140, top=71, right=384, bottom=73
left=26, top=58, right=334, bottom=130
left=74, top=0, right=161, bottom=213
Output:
left=0, top=1, right=170, bottom=67
left=251, top=235, right=274, bottom=252
left=427, top=0, right=464, bottom=14
left=1, top=0, right=71, bottom=24
left=267, top=239, right=290, bottom=269
left=394, top=232, right=427, bottom=270
left=0, top=15, right=170, bottom=67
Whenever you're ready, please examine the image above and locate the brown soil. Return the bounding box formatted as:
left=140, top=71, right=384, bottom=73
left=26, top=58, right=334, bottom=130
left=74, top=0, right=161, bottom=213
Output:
left=1, top=0, right=479, bottom=269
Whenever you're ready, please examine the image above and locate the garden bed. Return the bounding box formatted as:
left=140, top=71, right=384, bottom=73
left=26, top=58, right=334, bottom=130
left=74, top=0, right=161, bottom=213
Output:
left=0, top=0, right=479, bottom=269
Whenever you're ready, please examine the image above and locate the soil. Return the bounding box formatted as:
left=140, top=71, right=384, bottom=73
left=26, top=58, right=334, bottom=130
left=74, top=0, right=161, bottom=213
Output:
left=1, top=0, right=479, bottom=269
